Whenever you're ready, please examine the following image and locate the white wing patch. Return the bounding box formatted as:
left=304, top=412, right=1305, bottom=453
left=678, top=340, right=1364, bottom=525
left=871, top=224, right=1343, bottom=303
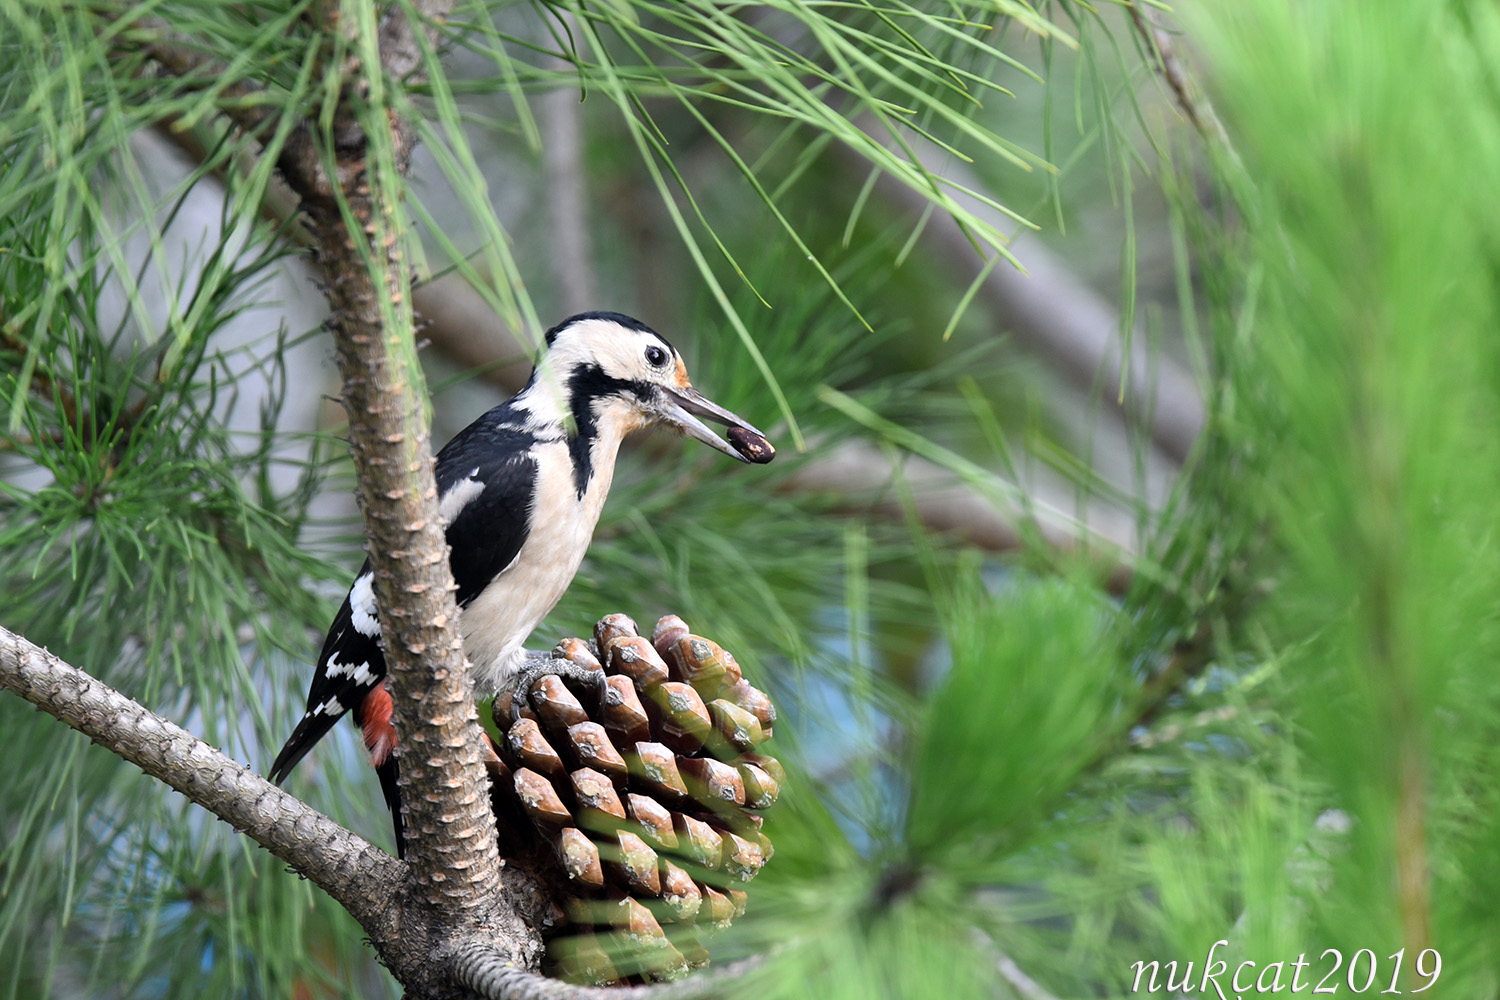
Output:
left=324, top=653, right=378, bottom=687
left=313, top=696, right=345, bottom=716
left=350, top=572, right=380, bottom=637
left=439, top=467, right=486, bottom=526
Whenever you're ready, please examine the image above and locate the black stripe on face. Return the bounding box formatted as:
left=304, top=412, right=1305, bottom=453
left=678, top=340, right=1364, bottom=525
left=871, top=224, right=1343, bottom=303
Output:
left=566, top=363, right=655, bottom=497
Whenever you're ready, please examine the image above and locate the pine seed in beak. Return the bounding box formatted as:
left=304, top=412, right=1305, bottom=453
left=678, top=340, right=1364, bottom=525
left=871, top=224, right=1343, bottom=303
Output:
left=726, top=426, right=775, bottom=464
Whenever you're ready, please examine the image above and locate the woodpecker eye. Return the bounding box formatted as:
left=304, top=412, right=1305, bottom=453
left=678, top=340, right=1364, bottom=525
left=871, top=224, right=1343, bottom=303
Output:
left=644, top=344, right=668, bottom=368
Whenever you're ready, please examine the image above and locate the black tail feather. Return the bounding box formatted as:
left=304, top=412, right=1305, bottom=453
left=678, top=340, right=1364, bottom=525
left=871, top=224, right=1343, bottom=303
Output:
left=268, top=712, right=339, bottom=786
left=376, top=757, right=405, bottom=858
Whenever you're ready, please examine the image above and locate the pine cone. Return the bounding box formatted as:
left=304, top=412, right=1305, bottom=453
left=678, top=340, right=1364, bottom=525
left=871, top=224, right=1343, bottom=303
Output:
left=485, top=614, right=781, bottom=984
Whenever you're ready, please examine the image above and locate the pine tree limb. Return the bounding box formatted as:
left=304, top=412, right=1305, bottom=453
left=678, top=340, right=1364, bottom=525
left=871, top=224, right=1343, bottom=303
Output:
left=119, top=0, right=619, bottom=975
left=0, top=624, right=595, bottom=997
left=304, top=173, right=509, bottom=911
left=448, top=939, right=766, bottom=1000
left=121, top=17, right=328, bottom=196
left=127, top=0, right=546, bottom=963
left=0, top=625, right=403, bottom=931
left=280, top=0, right=516, bottom=922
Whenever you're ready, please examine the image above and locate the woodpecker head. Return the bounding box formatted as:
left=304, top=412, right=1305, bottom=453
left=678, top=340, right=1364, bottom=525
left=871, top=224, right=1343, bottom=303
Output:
left=533, top=312, right=775, bottom=463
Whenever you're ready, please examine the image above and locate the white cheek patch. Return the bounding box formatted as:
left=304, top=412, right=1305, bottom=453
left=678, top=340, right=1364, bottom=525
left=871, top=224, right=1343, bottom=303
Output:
left=550, top=319, right=665, bottom=385
left=439, top=469, right=486, bottom=526
left=349, top=572, right=380, bottom=637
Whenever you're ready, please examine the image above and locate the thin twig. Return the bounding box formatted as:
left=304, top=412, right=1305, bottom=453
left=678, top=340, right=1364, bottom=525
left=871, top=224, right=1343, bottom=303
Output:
left=128, top=21, right=275, bottom=135
left=411, top=276, right=535, bottom=387
left=971, top=928, right=1069, bottom=1000
left=1127, top=5, right=1238, bottom=164
left=995, top=953, right=1064, bottom=1000
left=1078, top=622, right=1215, bottom=776
left=146, top=115, right=315, bottom=248
left=112, top=15, right=333, bottom=197
left=120, top=17, right=327, bottom=195
left=1129, top=703, right=1240, bottom=750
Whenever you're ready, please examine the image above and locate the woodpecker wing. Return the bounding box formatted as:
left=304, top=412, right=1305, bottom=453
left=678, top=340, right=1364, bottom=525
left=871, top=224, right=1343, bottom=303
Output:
left=269, top=406, right=541, bottom=786
left=438, top=424, right=541, bottom=609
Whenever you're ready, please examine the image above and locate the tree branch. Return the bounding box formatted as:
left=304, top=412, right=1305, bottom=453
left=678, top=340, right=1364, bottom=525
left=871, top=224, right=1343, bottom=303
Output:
left=122, top=17, right=327, bottom=196
left=0, top=625, right=403, bottom=932
left=284, top=0, right=513, bottom=917
left=413, top=276, right=534, bottom=387
left=308, top=177, right=507, bottom=910
left=0, top=626, right=559, bottom=997
left=92, top=6, right=557, bottom=990
left=2, top=619, right=774, bottom=997
left=128, top=21, right=274, bottom=135
left=449, top=940, right=766, bottom=1000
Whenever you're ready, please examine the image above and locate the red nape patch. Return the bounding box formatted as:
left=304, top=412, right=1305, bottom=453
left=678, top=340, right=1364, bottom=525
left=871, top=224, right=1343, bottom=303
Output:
left=360, top=682, right=397, bottom=767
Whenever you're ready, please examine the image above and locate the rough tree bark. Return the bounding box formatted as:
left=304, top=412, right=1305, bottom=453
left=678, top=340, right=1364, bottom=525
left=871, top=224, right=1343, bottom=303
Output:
left=280, top=0, right=550, bottom=990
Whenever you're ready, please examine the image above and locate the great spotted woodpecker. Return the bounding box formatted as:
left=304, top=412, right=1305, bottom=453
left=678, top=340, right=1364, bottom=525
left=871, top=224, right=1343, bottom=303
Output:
left=269, top=312, right=774, bottom=850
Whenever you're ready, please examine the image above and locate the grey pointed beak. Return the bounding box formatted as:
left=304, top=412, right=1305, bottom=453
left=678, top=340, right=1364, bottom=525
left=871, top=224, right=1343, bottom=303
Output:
left=660, top=386, right=776, bottom=464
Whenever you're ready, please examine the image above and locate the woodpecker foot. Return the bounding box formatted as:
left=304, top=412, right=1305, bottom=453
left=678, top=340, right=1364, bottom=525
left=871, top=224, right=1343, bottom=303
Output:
left=508, top=649, right=607, bottom=723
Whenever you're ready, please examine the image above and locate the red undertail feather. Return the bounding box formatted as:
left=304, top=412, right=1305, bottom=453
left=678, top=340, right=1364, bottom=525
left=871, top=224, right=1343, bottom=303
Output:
left=361, top=681, right=397, bottom=767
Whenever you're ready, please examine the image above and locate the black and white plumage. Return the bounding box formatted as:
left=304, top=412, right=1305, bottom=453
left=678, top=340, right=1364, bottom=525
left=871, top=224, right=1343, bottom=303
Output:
left=268, top=312, right=773, bottom=849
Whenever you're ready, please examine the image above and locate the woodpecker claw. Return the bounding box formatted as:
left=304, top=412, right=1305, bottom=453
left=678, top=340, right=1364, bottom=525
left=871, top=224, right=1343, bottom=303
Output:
left=509, top=649, right=608, bottom=723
